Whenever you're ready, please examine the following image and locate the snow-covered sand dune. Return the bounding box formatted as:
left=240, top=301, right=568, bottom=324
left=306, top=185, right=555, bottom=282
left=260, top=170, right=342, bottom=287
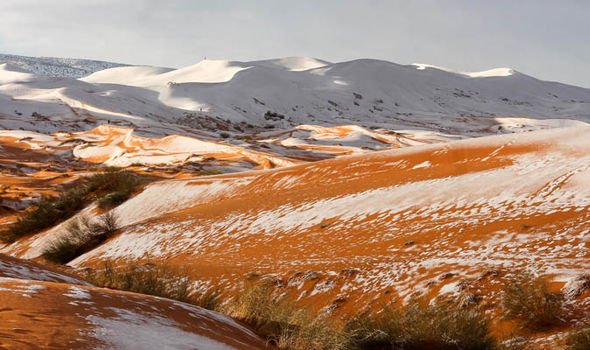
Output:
left=1, top=55, right=589, bottom=137
left=0, top=254, right=265, bottom=349
left=6, top=126, right=586, bottom=323
left=82, top=57, right=590, bottom=132
left=1, top=53, right=590, bottom=348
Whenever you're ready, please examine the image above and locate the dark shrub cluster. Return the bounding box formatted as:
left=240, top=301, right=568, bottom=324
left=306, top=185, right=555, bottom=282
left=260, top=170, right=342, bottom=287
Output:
left=42, top=212, right=119, bottom=264
left=264, top=111, right=285, bottom=121
left=2, top=187, right=87, bottom=243
left=1, top=169, right=141, bottom=243
left=89, top=170, right=140, bottom=209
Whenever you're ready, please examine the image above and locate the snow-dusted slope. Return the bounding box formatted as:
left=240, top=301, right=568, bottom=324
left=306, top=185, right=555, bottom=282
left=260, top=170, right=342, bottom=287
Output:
left=0, top=254, right=265, bottom=350
left=0, top=53, right=128, bottom=78
left=7, top=126, right=587, bottom=315
left=1, top=54, right=589, bottom=137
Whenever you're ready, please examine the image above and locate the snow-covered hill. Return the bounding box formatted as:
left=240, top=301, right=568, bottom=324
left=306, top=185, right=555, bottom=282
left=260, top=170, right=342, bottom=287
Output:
left=5, top=126, right=588, bottom=349
left=1, top=54, right=589, bottom=138
left=82, top=57, right=590, bottom=130
left=2, top=53, right=590, bottom=349
left=0, top=53, right=128, bottom=78
left=0, top=254, right=265, bottom=349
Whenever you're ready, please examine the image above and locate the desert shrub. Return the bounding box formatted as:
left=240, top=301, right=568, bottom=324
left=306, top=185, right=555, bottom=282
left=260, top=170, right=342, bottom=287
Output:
left=345, top=305, right=404, bottom=349
left=264, top=111, right=285, bottom=121
left=1, top=170, right=140, bottom=243
left=566, top=328, right=590, bottom=350
left=87, top=169, right=140, bottom=209
left=501, top=272, right=564, bottom=331
left=98, top=191, right=130, bottom=209
left=93, top=211, right=118, bottom=239
left=42, top=212, right=119, bottom=264
left=345, top=299, right=495, bottom=350
left=226, top=281, right=280, bottom=328
left=275, top=314, right=347, bottom=350
left=225, top=282, right=347, bottom=350
left=42, top=216, right=92, bottom=264
left=86, top=263, right=196, bottom=304
left=2, top=187, right=88, bottom=243
left=86, top=262, right=226, bottom=311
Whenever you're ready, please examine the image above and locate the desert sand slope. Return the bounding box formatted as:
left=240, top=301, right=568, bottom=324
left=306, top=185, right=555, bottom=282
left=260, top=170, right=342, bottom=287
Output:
left=0, top=254, right=264, bottom=350
left=0, top=253, right=88, bottom=285
left=49, top=126, right=590, bottom=315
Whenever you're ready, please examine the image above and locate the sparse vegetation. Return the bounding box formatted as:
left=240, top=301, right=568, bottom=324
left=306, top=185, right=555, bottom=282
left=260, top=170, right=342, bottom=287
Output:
left=87, top=169, right=140, bottom=209
left=42, top=216, right=91, bottom=264
left=2, top=187, right=88, bottom=243
left=86, top=262, right=222, bottom=311
left=345, top=299, right=495, bottom=350
left=86, top=262, right=195, bottom=304
left=42, top=212, right=119, bottom=264
left=1, top=169, right=141, bottom=243
left=264, top=110, right=285, bottom=121
left=225, top=281, right=347, bottom=350
left=501, top=272, right=564, bottom=331
left=79, top=266, right=569, bottom=349
left=566, top=328, right=590, bottom=350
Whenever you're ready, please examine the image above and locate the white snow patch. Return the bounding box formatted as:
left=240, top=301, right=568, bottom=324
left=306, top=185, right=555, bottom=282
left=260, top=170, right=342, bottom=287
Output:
left=0, top=277, right=46, bottom=297
left=87, top=308, right=237, bottom=350
left=65, top=285, right=92, bottom=300
left=413, top=63, right=514, bottom=78
left=412, top=161, right=432, bottom=169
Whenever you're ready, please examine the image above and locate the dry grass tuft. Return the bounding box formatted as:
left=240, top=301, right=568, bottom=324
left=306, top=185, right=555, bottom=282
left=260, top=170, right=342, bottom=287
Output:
left=86, top=262, right=195, bottom=303
left=42, top=212, right=119, bottom=264
left=501, top=272, right=564, bottom=331
left=85, top=262, right=223, bottom=312
left=566, top=328, right=590, bottom=350
left=225, top=281, right=347, bottom=350
left=345, top=299, right=495, bottom=350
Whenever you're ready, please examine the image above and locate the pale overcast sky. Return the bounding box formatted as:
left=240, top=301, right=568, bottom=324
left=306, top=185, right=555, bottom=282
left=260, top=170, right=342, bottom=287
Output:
left=0, top=0, right=588, bottom=87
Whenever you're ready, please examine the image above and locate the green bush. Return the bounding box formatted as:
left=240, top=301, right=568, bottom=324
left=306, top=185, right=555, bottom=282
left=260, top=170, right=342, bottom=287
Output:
left=501, top=272, right=564, bottom=331
left=345, top=299, right=495, bottom=350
